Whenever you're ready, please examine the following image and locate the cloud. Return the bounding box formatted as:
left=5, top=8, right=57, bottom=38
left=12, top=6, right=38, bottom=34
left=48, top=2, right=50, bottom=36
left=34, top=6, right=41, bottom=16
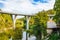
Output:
left=0, top=0, right=55, bottom=15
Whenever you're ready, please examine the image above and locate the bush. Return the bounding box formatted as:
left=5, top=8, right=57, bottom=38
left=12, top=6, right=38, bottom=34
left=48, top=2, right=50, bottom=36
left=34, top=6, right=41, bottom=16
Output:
left=12, top=28, right=23, bottom=40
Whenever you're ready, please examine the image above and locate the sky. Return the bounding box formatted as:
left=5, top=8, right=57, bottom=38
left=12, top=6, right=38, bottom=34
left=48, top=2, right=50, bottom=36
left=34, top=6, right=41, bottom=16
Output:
left=0, top=0, right=55, bottom=15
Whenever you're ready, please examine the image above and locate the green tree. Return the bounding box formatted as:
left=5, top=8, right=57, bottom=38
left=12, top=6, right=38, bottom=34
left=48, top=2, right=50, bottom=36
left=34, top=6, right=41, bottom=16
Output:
left=53, top=0, right=60, bottom=39
left=0, top=13, right=23, bottom=40
left=12, top=28, right=23, bottom=40
left=29, top=11, right=48, bottom=40
left=54, top=0, right=60, bottom=24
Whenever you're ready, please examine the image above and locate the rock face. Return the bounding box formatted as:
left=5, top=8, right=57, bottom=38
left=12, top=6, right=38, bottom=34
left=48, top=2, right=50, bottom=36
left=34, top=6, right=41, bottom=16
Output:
left=47, top=19, right=57, bottom=28
left=47, top=29, right=53, bottom=34
left=47, top=19, right=57, bottom=34
left=22, top=31, right=36, bottom=40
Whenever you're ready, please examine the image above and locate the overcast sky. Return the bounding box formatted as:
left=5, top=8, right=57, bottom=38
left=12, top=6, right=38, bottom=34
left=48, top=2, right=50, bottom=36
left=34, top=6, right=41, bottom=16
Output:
left=0, top=0, right=55, bottom=15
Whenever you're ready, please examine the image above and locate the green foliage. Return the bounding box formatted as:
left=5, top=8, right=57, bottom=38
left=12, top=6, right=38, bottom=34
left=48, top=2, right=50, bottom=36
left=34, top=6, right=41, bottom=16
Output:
left=28, top=11, right=48, bottom=40
left=0, top=14, right=13, bottom=28
left=12, top=28, right=23, bottom=40
left=28, top=10, right=56, bottom=40
left=54, top=0, right=60, bottom=23
left=12, top=18, right=24, bottom=40
left=0, top=14, right=23, bottom=40
left=53, top=1, right=60, bottom=39
left=47, top=29, right=60, bottom=40
left=48, top=33, right=59, bottom=40
left=16, top=19, right=24, bottom=28
left=46, top=10, right=56, bottom=15
left=0, top=33, right=9, bottom=40
left=0, top=8, right=58, bottom=40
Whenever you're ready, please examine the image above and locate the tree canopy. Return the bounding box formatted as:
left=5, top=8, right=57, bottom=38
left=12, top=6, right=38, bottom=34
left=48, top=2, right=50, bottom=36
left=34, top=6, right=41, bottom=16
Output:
left=54, top=0, right=60, bottom=23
